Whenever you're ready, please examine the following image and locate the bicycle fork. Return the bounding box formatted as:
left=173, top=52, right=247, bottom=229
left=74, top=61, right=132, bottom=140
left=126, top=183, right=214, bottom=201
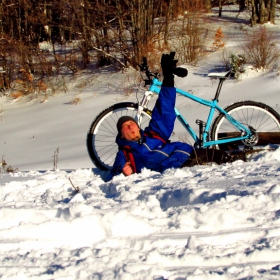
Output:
left=136, top=90, right=154, bottom=124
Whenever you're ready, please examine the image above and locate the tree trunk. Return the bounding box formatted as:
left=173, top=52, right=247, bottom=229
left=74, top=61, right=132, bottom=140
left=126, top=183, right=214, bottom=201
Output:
left=0, top=1, right=3, bottom=36
left=259, top=0, right=268, bottom=23
left=126, top=0, right=159, bottom=65
left=79, top=0, right=91, bottom=68
left=115, top=0, right=129, bottom=66
left=268, top=0, right=276, bottom=23
left=251, top=0, right=259, bottom=25
left=239, top=0, right=246, bottom=11
left=254, top=0, right=276, bottom=24
left=163, top=0, right=173, bottom=48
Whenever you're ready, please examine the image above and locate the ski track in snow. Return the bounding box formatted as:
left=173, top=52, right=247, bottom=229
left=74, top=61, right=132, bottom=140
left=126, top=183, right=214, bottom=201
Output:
left=1, top=150, right=280, bottom=279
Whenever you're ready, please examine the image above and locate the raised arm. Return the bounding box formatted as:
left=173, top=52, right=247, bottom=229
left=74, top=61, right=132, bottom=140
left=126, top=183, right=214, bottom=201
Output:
left=145, top=86, right=176, bottom=140
left=145, top=52, right=178, bottom=140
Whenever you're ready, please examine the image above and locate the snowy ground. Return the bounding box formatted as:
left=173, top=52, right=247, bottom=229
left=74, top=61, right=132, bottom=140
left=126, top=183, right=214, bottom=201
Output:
left=1, top=5, right=280, bottom=280
left=1, top=152, right=280, bottom=280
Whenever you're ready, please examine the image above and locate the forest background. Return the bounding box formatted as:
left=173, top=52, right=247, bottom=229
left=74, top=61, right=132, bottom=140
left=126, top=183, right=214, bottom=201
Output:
left=0, top=0, right=279, bottom=100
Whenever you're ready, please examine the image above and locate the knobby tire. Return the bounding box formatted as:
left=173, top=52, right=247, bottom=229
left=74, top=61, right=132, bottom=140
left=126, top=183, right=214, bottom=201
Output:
left=211, top=101, right=280, bottom=150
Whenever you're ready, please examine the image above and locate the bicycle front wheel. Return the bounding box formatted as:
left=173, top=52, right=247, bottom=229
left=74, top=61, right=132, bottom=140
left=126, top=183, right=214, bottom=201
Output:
left=87, top=102, right=152, bottom=171
left=211, top=101, right=280, bottom=150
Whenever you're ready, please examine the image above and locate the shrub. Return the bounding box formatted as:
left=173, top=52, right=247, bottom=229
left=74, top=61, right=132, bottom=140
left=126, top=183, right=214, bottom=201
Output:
left=70, top=97, right=81, bottom=105
left=213, top=27, right=225, bottom=50
left=1, top=157, right=18, bottom=173
left=242, top=27, right=279, bottom=69
left=229, top=53, right=246, bottom=79
left=10, top=68, right=48, bottom=98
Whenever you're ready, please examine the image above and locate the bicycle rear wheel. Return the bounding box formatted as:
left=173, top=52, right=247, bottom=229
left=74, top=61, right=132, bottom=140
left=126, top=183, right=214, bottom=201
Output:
left=87, top=102, right=152, bottom=171
left=211, top=101, right=280, bottom=150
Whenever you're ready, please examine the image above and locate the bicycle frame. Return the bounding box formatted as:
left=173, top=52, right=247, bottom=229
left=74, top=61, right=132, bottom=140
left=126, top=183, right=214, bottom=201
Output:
left=137, top=77, right=253, bottom=148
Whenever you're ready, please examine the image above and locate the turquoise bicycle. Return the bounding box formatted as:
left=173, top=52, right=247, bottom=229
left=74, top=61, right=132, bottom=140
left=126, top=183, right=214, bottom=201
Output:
left=87, top=58, right=280, bottom=171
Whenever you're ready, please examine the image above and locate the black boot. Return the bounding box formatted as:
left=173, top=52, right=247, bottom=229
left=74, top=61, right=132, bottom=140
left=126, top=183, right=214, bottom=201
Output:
left=182, top=148, right=232, bottom=167
left=228, top=150, right=247, bottom=162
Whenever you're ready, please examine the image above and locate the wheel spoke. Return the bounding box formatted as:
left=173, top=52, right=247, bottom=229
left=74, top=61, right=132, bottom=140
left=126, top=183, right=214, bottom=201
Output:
left=211, top=101, right=280, bottom=150
left=87, top=103, right=152, bottom=170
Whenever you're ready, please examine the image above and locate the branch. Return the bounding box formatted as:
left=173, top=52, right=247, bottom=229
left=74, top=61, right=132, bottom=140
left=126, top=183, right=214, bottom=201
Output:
left=91, top=46, right=126, bottom=69
left=69, top=177, right=80, bottom=193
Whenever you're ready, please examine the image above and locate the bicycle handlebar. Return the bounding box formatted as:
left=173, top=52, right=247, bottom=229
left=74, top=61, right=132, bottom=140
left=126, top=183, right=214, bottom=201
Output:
left=137, top=57, right=160, bottom=86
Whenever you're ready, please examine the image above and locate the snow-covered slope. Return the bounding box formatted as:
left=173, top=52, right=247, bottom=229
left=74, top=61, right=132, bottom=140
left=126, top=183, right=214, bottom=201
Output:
left=1, top=5, right=280, bottom=280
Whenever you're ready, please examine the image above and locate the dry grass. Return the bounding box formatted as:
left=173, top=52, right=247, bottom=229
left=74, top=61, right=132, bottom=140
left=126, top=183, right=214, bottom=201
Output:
left=70, top=96, right=82, bottom=105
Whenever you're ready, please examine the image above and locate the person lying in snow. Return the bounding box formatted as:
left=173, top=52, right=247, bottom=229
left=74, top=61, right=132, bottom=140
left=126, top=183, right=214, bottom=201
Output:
left=107, top=52, right=244, bottom=181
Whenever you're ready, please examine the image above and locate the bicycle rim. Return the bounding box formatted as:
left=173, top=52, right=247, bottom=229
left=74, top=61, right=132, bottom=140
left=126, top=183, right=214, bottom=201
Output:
left=211, top=101, right=280, bottom=150
left=87, top=102, right=152, bottom=171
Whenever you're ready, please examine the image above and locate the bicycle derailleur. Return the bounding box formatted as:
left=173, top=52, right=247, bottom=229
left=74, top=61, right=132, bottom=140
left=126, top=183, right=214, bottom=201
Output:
left=241, top=126, right=259, bottom=149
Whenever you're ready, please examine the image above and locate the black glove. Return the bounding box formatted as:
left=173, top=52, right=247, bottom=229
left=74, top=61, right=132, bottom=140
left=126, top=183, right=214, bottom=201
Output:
left=161, top=52, right=177, bottom=87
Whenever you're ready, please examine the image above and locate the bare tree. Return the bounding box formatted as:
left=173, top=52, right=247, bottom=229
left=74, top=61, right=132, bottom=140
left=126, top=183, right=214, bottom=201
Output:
left=171, top=0, right=208, bottom=65
left=0, top=1, right=3, bottom=36
left=216, top=0, right=229, bottom=17
left=238, top=0, right=247, bottom=11
left=123, top=0, right=160, bottom=65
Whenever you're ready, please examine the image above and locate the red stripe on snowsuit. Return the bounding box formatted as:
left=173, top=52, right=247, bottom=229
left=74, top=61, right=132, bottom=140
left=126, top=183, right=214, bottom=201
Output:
left=122, top=146, right=137, bottom=174
left=121, top=131, right=168, bottom=174
left=144, top=131, right=168, bottom=144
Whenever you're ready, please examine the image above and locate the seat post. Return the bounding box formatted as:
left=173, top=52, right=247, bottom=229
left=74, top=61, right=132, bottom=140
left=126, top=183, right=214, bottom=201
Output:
left=213, top=78, right=226, bottom=101
left=208, top=70, right=232, bottom=101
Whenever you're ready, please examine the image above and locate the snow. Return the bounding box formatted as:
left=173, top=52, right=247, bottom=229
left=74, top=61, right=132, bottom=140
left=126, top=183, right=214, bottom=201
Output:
left=1, top=5, right=280, bottom=280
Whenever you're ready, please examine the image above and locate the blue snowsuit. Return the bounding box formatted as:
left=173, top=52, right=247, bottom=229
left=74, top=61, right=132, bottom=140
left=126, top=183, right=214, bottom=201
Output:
left=107, top=86, right=194, bottom=181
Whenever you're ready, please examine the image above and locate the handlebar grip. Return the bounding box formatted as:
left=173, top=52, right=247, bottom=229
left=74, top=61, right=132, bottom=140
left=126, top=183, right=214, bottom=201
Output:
left=173, top=67, right=188, bottom=78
